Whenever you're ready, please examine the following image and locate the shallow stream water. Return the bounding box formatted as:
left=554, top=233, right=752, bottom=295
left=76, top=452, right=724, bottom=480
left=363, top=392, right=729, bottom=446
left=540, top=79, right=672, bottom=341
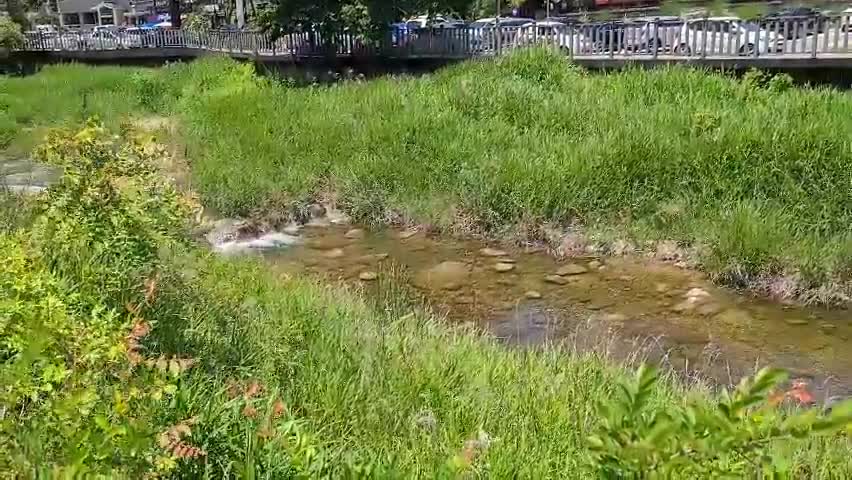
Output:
left=1, top=155, right=60, bottom=193
left=7, top=151, right=852, bottom=400
left=249, top=221, right=852, bottom=400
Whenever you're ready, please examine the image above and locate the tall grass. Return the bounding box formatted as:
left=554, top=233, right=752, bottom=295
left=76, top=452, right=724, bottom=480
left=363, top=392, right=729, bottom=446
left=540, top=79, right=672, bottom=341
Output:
left=2, top=115, right=852, bottom=476
left=157, top=256, right=852, bottom=477
left=176, top=52, right=852, bottom=291
left=4, top=51, right=852, bottom=289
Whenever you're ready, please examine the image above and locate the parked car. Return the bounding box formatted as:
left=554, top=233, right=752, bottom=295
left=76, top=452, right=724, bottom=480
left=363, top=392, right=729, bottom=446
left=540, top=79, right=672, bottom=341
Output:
left=124, top=27, right=156, bottom=47
left=404, top=15, right=465, bottom=29
left=627, top=16, right=682, bottom=53
left=761, top=7, right=825, bottom=39
left=393, top=15, right=465, bottom=47
left=469, top=17, right=534, bottom=50
left=513, top=20, right=572, bottom=51
left=674, top=18, right=782, bottom=56
left=34, top=24, right=58, bottom=37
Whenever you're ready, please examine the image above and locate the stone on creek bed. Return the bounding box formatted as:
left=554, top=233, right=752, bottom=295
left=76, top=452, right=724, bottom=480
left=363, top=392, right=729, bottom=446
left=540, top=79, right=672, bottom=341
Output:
left=493, top=262, right=515, bottom=273
left=414, top=261, right=470, bottom=291
left=556, top=264, right=588, bottom=276
left=480, top=247, right=508, bottom=257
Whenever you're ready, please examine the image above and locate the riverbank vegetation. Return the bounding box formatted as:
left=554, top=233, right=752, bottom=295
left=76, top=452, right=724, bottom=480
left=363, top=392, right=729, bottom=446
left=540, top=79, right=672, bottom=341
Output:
left=4, top=50, right=851, bottom=302
left=2, top=121, right=852, bottom=476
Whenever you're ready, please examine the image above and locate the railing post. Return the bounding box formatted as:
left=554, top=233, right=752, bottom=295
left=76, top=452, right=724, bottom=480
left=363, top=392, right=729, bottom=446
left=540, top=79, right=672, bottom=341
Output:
left=753, top=20, right=759, bottom=58
left=608, top=22, right=614, bottom=58
left=651, top=18, right=665, bottom=60
left=811, top=16, right=819, bottom=59
left=496, top=19, right=502, bottom=56
left=701, top=17, right=708, bottom=58
left=568, top=23, right=575, bottom=59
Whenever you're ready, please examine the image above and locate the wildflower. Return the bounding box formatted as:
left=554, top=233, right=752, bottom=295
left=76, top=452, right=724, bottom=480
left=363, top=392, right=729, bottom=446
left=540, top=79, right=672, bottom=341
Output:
left=272, top=399, right=287, bottom=419
left=158, top=417, right=206, bottom=459
left=242, top=405, right=258, bottom=418
left=244, top=380, right=263, bottom=399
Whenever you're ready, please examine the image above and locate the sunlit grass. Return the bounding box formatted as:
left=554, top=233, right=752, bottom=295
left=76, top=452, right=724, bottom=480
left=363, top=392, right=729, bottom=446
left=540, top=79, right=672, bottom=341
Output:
left=3, top=50, right=852, bottom=291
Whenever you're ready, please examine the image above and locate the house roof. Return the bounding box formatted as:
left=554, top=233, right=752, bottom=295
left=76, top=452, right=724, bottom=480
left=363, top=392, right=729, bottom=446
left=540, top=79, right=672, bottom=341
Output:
left=59, top=0, right=131, bottom=14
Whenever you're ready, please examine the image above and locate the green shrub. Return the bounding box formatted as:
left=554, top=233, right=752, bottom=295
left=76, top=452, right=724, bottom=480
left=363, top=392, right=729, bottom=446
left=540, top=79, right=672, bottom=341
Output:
left=587, top=365, right=852, bottom=477
left=31, top=119, right=191, bottom=308
left=0, top=122, right=197, bottom=475
left=0, top=113, right=15, bottom=148
left=0, top=17, right=24, bottom=50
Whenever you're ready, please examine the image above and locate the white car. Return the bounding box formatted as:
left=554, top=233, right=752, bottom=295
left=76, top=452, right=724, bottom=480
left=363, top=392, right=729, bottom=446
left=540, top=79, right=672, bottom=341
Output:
left=469, top=17, right=535, bottom=50
left=513, top=21, right=573, bottom=51
left=673, top=17, right=782, bottom=56
left=403, top=15, right=465, bottom=29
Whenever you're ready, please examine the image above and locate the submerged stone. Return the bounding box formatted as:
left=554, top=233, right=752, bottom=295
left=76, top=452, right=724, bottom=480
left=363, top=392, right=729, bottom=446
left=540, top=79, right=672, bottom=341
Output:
left=524, top=290, right=542, bottom=299
left=544, top=274, right=570, bottom=285
left=358, top=271, right=378, bottom=281
left=308, top=237, right=349, bottom=250
left=819, top=322, right=837, bottom=333
left=398, top=229, right=419, bottom=240
left=307, top=203, right=326, bottom=218
left=344, top=228, right=366, bottom=239
left=493, top=262, right=515, bottom=273
left=480, top=247, right=508, bottom=257
left=414, top=261, right=470, bottom=291
left=354, top=253, right=389, bottom=264
left=323, top=248, right=345, bottom=259
left=587, top=301, right=615, bottom=311
left=602, top=313, right=628, bottom=322
left=785, top=318, right=809, bottom=326
left=556, top=264, right=588, bottom=276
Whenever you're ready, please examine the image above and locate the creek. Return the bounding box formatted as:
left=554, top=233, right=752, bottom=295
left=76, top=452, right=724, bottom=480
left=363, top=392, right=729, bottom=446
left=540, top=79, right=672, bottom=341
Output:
left=7, top=149, right=852, bottom=402
left=216, top=217, right=852, bottom=401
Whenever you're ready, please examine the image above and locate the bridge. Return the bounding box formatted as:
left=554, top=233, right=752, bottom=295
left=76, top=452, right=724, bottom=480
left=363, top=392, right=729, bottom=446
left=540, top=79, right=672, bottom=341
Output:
left=12, top=16, right=852, bottom=71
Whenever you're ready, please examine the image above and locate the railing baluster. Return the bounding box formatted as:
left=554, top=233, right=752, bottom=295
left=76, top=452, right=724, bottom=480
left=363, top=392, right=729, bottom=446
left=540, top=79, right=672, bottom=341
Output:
left=811, top=17, right=819, bottom=58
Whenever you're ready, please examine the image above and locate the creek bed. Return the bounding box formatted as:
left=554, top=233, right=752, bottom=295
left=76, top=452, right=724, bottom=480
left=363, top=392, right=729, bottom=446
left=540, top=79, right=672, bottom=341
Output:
left=254, top=222, right=852, bottom=399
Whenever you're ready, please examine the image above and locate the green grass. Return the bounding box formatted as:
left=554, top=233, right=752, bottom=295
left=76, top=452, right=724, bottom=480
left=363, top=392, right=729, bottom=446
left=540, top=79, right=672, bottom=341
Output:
left=4, top=53, right=852, bottom=293
left=159, top=258, right=852, bottom=477
left=3, top=121, right=852, bottom=477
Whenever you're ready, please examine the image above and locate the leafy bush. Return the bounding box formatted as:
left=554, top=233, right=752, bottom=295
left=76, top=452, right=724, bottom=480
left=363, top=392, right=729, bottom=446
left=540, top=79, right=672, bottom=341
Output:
left=31, top=119, right=191, bottom=307
left=0, top=113, right=15, bottom=148
left=0, top=122, right=332, bottom=476
left=0, top=122, right=199, bottom=475
left=0, top=17, right=24, bottom=50
left=587, top=365, right=852, bottom=477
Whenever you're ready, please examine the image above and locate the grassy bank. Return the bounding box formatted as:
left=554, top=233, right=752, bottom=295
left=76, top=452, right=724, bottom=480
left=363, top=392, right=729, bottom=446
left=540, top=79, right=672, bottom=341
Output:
left=3, top=122, right=852, bottom=477
left=5, top=51, right=852, bottom=300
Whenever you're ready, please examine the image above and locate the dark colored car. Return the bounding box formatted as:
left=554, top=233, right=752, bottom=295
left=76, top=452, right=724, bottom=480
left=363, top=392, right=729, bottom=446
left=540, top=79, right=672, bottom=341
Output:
left=761, top=7, right=825, bottom=39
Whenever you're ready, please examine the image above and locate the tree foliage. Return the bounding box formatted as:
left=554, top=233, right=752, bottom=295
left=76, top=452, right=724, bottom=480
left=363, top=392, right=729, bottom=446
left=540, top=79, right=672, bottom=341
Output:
left=261, top=0, right=478, bottom=37
left=0, top=16, right=25, bottom=50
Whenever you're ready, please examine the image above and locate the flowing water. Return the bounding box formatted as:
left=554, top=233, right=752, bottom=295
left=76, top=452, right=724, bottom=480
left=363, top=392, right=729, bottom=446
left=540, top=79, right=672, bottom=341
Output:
left=7, top=151, right=852, bottom=400
left=1, top=155, right=60, bottom=194
left=247, top=220, right=852, bottom=400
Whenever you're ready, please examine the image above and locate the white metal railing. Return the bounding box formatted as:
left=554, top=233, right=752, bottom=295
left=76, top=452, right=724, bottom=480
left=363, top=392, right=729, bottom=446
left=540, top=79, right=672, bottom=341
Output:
left=18, top=16, right=852, bottom=60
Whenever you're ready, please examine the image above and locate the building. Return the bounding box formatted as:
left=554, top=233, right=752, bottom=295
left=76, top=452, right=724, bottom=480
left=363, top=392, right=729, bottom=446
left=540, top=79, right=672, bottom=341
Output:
left=57, top=0, right=154, bottom=28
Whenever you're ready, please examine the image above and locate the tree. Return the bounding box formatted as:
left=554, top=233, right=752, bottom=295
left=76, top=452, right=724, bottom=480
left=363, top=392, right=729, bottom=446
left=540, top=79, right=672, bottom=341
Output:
left=0, top=16, right=26, bottom=50
left=261, top=0, right=479, bottom=38
left=170, top=0, right=183, bottom=28
left=5, top=0, right=30, bottom=31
